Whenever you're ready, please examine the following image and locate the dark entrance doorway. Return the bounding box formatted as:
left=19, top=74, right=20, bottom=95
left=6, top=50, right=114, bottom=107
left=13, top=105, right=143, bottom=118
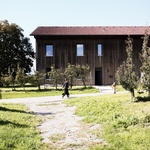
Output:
left=95, top=68, right=102, bottom=85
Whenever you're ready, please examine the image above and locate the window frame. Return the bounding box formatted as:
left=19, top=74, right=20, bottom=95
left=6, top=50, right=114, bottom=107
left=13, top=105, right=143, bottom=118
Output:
left=98, top=44, right=103, bottom=56
left=76, top=44, right=84, bottom=56
left=46, top=44, right=53, bottom=57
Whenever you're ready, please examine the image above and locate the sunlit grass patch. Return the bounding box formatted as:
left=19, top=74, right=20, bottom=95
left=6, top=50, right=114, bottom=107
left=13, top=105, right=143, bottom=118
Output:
left=49, top=133, right=65, bottom=143
left=67, top=143, right=83, bottom=149
left=1, top=86, right=99, bottom=99
left=37, top=102, right=59, bottom=106
left=65, top=93, right=150, bottom=150
left=0, top=103, right=48, bottom=150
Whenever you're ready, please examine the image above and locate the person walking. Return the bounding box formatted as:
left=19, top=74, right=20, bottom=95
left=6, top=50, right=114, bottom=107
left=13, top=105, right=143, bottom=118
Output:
left=112, top=82, right=116, bottom=94
left=62, top=78, right=69, bottom=98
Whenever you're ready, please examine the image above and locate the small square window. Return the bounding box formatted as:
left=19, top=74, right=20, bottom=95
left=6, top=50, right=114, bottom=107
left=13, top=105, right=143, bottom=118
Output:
left=46, top=45, right=53, bottom=56
left=77, top=44, right=84, bottom=56
left=98, top=44, right=102, bottom=56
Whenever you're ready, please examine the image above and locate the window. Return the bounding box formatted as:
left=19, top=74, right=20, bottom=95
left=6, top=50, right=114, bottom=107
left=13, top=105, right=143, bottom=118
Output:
left=77, top=44, right=84, bottom=56
left=98, top=44, right=102, bottom=56
left=46, top=45, right=53, bottom=56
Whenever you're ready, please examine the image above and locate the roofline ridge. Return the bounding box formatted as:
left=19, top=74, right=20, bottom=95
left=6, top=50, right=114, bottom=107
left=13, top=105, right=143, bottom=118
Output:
left=36, top=25, right=150, bottom=28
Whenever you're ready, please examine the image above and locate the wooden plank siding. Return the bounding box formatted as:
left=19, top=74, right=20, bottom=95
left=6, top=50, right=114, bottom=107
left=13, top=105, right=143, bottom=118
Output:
left=31, top=26, right=150, bottom=85
left=34, top=35, right=143, bottom=85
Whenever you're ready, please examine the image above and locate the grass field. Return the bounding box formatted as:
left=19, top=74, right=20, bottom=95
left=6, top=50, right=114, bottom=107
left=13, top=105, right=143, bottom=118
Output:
left=65, top=92, right=150, bottom=150
left=0, top=103, right=48, bottom=150
left=0, top=86, right=100, bottom=150
left=1, top=86, right=149, bottom=149
left=0, top=86, right=99, bottom=99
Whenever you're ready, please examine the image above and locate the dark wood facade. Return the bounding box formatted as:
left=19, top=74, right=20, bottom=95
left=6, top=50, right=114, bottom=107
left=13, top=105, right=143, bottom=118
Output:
left=31, top=26, right=150, bottom=85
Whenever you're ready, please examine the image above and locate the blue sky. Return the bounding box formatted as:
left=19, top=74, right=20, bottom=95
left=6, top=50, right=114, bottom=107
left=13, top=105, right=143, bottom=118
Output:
left=1, top=0, right=150, bottom=47
left=0, top=0, right=150, bottom=71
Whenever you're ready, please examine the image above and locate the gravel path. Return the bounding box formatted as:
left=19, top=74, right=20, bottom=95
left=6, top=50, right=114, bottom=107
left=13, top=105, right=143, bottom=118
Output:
left=0, top=94, right=108, bottom=149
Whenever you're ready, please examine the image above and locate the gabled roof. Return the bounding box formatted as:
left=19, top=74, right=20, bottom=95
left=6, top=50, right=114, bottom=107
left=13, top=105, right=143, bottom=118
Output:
left=30, top=26, right=150, bottom=36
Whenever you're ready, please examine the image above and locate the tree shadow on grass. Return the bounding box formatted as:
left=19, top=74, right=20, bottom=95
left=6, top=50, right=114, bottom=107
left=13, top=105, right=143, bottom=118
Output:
left=8, top=87, right=94, bottom=92
left=11, top=89, right=63, bottom=92
left=0, top=120, right=29, bottom=128
left=0, top=106, right=29, bottom=114
left=71, top=86, right=94, bottom=91
left=135, top=96, right=150, bottom=102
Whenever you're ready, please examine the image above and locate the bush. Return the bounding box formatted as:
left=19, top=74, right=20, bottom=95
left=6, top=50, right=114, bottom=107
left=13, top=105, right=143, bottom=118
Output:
left=3, top=76, right=11, bottom=87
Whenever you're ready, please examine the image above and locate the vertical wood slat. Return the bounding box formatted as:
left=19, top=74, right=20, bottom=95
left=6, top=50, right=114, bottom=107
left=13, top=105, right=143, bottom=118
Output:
left=36, top=35, right=143, bottom=85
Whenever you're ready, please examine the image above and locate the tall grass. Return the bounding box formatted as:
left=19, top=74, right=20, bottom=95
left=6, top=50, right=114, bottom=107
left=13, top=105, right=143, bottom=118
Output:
left=65, top=93, right=150, bottom=150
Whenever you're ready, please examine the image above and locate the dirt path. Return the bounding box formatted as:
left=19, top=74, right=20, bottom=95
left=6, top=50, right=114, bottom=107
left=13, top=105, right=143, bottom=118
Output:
left=26, top=97, right=107, bottom=150
left=0, top=93, right=109, bottom=149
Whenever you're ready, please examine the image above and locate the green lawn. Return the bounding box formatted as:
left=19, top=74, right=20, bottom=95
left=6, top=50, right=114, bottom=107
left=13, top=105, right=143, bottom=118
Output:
left=0, top=103, right=48, bottom=150
left=65, top=92, right=150, bottom=150
left=1, top=86, right=149, bottom=149
left=0, top=86, right=100, bottom=150
left=0, top=86, right=99, bottom=99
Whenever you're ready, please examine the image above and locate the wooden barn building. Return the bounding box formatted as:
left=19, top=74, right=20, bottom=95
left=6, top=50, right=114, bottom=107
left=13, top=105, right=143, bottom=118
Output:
left=30, top=26, right=150, bottom=85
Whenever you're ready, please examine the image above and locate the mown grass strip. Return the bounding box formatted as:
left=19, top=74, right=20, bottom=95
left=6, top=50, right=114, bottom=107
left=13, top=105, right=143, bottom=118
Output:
left=1, top=86, right=99, bottom=99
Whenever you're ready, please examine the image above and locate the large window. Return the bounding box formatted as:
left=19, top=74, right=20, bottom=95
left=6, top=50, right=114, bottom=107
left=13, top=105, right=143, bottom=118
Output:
left=98, top=44, right=102, bottom=56
left=76, top=44, right=84, bottom=56
left=46, top=45, right=53, bottom=56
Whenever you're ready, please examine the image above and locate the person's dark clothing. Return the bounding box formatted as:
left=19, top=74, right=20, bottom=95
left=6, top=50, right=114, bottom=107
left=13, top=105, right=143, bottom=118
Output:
left=62, top=80, right=69, bottom=98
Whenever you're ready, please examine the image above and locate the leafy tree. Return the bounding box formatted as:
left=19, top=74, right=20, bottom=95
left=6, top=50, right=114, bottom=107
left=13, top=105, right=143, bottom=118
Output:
left=116, top=36, right=138, bottom=100
left=1, top=67, right=16, bottom=89
left=3, top=76, right=11, bottom=87
left=140, top=31, right=150, bottom=97
left=64, top=63, right=76, bottom=89
left=76, top=64, right=90, bottom=88
left=29, top=71, right=46, bottom=90
left=48, top=65, right=63, bottom=90
left=11, top=70, right=17, bottom=90
left=15, top=67, right=27, bottom=90
left=0, top=20, right=35, bottom=76
left=7, top=67, right=17, bottom=90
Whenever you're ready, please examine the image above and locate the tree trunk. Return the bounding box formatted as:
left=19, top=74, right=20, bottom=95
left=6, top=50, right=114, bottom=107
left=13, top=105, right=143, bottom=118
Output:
left=148, top=90, right=150, bottom=97
left=0, top=89, right=2, bottom=99
left=38, top=83, right=41, bottom=90
left=70, top=77, right=73, bottom=89
left=55, top=80, right=58, bottom=90
left=130, top=88, right=135, bottom=101
left=82, top=79, right=86, bottom=88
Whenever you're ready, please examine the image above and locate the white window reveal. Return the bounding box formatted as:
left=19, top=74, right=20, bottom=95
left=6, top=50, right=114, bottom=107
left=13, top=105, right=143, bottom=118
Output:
left=77, top=44, right=84, bottom=56
left=98, top=44, right=102, bottom=56
left=46, top=45, right=53, bottom=56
